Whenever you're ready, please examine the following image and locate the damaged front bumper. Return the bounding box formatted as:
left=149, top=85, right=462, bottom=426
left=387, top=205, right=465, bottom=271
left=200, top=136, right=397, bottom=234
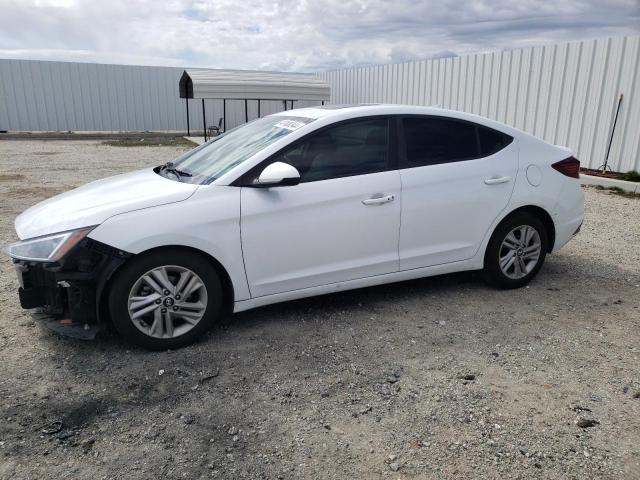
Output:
left=13, top=238, right=132, bottom=339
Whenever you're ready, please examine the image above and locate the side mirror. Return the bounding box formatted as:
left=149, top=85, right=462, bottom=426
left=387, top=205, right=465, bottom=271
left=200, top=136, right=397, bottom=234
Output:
left=255, top=162, right=301, bottom=187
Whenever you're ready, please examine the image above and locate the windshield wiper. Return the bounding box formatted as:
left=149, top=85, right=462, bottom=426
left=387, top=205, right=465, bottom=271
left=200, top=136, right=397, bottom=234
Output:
left=161, top=162, right=192, bottom=181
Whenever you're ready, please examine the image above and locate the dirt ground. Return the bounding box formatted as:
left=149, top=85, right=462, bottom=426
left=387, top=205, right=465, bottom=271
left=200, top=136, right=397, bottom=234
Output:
left=0, top=139, right=639, bottom=480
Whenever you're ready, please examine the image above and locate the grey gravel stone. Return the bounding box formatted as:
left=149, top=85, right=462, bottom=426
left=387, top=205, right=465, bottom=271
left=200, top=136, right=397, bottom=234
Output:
left=0, top=144, right=638, bottom=480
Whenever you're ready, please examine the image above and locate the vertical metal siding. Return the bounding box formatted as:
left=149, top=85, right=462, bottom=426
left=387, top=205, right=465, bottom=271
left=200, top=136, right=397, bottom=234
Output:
left=320, top=35, right=640, bottom=172
left=0, top=59, right=321, bottom=134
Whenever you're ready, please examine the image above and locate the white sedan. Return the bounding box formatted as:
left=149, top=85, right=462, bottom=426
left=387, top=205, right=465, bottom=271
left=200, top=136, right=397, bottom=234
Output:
left=5, top=105, right=584, bottom=349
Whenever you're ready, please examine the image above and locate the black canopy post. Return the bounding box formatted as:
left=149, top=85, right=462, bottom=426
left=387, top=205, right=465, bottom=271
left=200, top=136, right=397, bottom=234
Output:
left=257, top=99, right=261, bottom=118
left=185, top=98, right=190, bottom=136
left=244, top=99, right=248, bottom=123
left=202, top=99, right=207, bottom=142
left=223, top=99, right=226, bottom=132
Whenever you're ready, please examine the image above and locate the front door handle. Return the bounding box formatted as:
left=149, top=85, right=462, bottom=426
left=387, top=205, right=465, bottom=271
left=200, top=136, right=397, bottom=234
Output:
left=484, top=176, right=511, bottom=185
left=362, top=194, right=395, bottom=205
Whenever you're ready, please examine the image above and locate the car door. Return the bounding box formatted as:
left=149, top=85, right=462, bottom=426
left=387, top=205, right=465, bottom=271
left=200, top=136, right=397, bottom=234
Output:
left=398, top=115, right=518, bottom=270
left=240, top=117, right=401, bottom=298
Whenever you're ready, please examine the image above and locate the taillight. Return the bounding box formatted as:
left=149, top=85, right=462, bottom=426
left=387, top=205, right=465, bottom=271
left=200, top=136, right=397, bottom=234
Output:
left=552, top=157, right=580, bottom=179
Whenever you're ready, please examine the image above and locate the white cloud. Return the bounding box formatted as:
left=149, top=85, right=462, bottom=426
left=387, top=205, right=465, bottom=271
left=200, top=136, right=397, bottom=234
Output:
left=0, top=0, right=638, bottom=71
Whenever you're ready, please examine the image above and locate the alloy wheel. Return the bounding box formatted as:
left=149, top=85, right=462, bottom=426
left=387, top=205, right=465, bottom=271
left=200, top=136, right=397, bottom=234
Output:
left=127, top=265, right=208, bottom=339
left=498, top=225, right=542, bottom=280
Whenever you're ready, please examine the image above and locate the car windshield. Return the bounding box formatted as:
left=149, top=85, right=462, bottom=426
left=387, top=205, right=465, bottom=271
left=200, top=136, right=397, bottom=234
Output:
left=161, top=115, right=315, bottom=184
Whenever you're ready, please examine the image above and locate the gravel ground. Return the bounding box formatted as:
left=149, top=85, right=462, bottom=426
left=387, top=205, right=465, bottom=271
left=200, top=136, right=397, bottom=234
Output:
left=0, top=140, right=639, bottom=480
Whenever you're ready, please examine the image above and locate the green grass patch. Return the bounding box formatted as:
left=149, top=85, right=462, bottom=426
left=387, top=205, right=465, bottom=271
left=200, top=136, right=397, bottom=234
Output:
left=620, top=170, right=640, bottom=182
left=593, top=185, right=640, bottom=199
left=102, top=137, right=197, bottom=147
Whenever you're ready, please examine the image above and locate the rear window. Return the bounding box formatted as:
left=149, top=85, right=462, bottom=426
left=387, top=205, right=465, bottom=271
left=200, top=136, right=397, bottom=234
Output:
left=401, top=116, right=513, bottom=167
left=478, top=125, right=513, bottom=156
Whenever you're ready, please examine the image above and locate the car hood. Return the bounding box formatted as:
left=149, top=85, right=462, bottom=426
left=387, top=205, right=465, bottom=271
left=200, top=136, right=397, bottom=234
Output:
left=15, top=168, right=199, bottom=240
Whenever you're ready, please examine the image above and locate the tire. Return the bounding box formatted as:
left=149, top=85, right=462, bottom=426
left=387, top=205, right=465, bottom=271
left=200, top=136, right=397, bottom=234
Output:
left=483, top=212, right=548, bottom=289
left=108, top=249, right=222, bottom=350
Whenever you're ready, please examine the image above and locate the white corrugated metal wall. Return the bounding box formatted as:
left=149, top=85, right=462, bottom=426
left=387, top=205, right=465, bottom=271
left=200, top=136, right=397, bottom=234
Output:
left=0, top=59, right=319, bottom=133
left=1, top=35, right=638, bottom=172
left=320, top=35, right=640, bottom=172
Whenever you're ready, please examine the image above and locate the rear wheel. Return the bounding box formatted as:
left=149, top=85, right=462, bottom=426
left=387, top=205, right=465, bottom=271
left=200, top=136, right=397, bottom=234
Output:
left=108, top=249, right=222, bottom=349
left=483, top=212, right=548, bottom=289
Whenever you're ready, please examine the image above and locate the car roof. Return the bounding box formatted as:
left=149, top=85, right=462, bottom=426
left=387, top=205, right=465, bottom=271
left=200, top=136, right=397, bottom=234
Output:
left=273, top=104, right=444, bottom=119
left=271, top=104, right=525, bottom=139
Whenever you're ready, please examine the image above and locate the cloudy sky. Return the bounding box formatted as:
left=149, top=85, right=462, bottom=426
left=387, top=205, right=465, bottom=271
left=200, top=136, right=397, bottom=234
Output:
left=0, top=0, right=638, bottom=71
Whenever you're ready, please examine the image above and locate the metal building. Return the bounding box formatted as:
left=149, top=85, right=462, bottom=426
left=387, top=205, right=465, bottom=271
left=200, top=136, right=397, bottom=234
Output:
left=0, top=60, right=323, bottom=133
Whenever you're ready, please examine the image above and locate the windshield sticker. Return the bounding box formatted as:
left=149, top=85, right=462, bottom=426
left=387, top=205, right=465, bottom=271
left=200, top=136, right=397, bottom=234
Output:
left=274, top=119, right=307, bottom=131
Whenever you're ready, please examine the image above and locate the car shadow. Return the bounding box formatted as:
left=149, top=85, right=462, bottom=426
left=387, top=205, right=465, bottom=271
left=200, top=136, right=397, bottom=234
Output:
left=36, top=247, right=637, bottom=354
left=230, top=270, right=480, bottom=327
left=35, top=269, right=480, bottom=353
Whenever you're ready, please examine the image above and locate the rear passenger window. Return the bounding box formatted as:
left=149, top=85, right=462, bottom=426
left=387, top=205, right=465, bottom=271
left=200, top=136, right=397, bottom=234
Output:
left=401, top=117, right=512, bottom=167
left=403, top=117, right=477, bottom=166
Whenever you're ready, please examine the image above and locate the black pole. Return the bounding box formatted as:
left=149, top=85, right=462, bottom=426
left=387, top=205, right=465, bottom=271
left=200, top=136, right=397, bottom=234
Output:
left=186, top=98, right=190, bottom=136
left=202, top=99, right=207, bottom=142
left=283, top=99, right=287, bottom=111
left=602, top=93, right=624, bottom=173
left=321, top=100, right=325, bottom=106
left=245, top=99, right=248, bottom=123
left=223, top=99, right=226, bottom=132
left=257, top=100, right=261, bottom=118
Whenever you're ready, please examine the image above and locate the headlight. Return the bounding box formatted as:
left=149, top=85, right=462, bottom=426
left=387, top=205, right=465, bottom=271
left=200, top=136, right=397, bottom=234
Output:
left=3, top=226, right=95, bottom=262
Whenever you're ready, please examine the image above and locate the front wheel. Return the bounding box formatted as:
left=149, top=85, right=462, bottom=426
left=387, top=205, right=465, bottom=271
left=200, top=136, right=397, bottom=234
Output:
left=108, top=250, right=222, bottom=350
left=483, top=212, right=548, bottom=289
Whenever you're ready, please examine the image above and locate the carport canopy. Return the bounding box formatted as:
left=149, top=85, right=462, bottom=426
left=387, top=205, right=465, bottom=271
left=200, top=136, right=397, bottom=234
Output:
left=179, top=69, right=330, bottom=101
left=179, top=69, right=330, bottom=139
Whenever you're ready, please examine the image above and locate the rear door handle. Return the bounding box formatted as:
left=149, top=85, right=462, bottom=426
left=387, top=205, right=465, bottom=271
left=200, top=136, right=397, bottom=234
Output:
left=362, top=194, right=395, bottom=205
left=484, top=176, right=511, bottom=185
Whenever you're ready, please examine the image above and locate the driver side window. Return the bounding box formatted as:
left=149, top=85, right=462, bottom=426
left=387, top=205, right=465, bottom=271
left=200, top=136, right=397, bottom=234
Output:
left=270, top=118, right=389, bottom=183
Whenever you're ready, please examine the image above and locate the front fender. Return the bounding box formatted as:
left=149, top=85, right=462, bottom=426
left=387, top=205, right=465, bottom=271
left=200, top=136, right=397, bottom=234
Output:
left=88, top=186, right=250, bottom=301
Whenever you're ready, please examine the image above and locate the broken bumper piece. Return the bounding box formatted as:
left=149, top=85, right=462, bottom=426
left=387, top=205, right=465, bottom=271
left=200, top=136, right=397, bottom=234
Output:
left=13, top=238, right=132, bottom=340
